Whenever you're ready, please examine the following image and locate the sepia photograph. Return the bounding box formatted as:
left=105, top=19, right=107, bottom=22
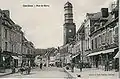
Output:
left=0, top=0, right=119, bottom=79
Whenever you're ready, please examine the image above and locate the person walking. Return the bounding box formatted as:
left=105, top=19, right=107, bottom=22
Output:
left=40, top=62, right=43, bottom=69
left=71, top=63, right=74, bottom=72
left=105, top=60, right=109, bottom=71
left=27, top=64, right=31, bottom=74
left=79, top=61, right=82, bottom=72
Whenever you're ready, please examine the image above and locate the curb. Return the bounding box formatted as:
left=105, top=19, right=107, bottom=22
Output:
left=0, top=72, right=13, bottom=77
left=63, top=67, right=75, bottom=79
left=0, top=69, right=19, bottom=77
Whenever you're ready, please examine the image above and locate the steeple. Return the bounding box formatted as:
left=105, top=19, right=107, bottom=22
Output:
left=64, top=1, right=72, bottom=8
left=63, top=2, right=76, bottom=45
left=64, top=1, right=73, bottom=24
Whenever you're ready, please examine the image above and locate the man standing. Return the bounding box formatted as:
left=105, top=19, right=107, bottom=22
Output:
left=79, top=61, right=82, bottom=72
left=71, top=62, right=74, bottom=72
left=40, top=62, right=43, bottom=69
left=40, top=58, right=43, bottom=69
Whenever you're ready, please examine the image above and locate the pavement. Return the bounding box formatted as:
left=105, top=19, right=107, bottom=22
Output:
left=0, top=67, right=69, bottom=78
left=0, top=69, right=12, bottom=77
left=1, top=66, right=119, bottom=79
left=63, top=67, right=120, bottom=79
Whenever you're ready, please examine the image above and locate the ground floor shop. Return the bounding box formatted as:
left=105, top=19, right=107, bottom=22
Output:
left=22, top=54, right=35, bottom=68
left=0, top=51, right=22, bottom=73
left=88, top=48, right=119, bottom=71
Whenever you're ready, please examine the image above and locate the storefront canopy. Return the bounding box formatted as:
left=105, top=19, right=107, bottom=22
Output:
left=72, top=54, right=80, bottom=58
left=114, top=51, right=119, bottom=59
left=87, top=48, right=117, bottom=57
left=12, top=56, right=19, bottom=59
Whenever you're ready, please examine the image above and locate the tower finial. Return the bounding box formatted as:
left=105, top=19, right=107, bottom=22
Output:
left=64, top=1, right=72, bottom=8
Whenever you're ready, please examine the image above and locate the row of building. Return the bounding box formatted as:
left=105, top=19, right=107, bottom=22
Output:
left=55, top=0, right=119, bottom=71
left=0, top=9, right=35, bottom=71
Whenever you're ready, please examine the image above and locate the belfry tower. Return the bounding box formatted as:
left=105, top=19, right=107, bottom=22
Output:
left=63, top=1, right=76, bottom=45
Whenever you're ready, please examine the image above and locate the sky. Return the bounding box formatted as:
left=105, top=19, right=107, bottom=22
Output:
left=0, top=0, right=114, bottom=49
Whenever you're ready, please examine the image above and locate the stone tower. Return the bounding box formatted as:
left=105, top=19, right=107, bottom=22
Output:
left=63, top=1, right=76, bottom=45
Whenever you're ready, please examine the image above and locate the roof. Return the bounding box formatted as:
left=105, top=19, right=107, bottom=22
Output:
left=64, top=1, right=72, bottom=8
left=86, top=12, right=102, bottom=20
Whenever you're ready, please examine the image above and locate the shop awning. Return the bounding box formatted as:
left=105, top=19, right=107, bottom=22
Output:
left=12, top=56, right=19, bottom=59
left=87, top=48, right=116, bottom=57
left=72, top=54, right=80, bottom=58
left=114, top=52, right=119, bottom=59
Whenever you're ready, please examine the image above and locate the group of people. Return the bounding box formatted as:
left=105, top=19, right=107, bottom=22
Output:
left=19, top=62, right=31, bottom=74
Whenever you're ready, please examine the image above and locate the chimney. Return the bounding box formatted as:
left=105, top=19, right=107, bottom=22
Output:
left=3, top=10, right=10, bottom=18
left=101, top=8, right=109, bottom=18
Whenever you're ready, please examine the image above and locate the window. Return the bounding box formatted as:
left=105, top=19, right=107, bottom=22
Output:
left=95, top=38, right=97, bottom=49
left=5, top=42, right=7, bottom=51
left=99, top=35, right=101, bottom=46
left=92, top=40, right=94, bottom=50
left=5, top=29, right=7, bottom=39
left=109, top=30, right=113, bottom=44
left=12, top=45, right=13, bottom=52
left=115, top=27, right=118, bottom=34
left=102, top=33, right=105, bottom=44
left=88, top=38, right=89, bottom=49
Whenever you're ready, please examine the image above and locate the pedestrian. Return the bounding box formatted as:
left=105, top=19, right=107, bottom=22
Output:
left=79, top=61, right=82, bottom=72
left=40, top=62, right=43, bottom=69
left=27, top=65, right=31, bottom=74
left=105, top=60, right=107, bottom=71
left=105, top=60, right=109, bottom=71
left=11, top=60, right=15, bottom=73
left=71, top=63, right=74, bottom=72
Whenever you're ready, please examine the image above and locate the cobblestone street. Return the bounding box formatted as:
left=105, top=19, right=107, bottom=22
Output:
left=0, top=67, right=69, bottom=78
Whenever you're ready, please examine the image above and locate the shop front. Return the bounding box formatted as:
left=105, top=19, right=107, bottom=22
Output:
left=0, top=51, right=21, bottom=73
left=22, top=54, right=34, bottom=67
left=88, top=48, right=118, bottom=70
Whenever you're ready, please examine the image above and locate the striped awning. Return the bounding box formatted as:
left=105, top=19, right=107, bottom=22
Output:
left=72, top=54, right=80, bottom=58
left=12, top=56, right=19, bottom=59
left=87, top=48, right=116, bottom=57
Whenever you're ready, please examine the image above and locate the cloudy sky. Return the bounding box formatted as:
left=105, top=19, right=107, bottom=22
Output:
left=0, top=0, right=114, bottom=49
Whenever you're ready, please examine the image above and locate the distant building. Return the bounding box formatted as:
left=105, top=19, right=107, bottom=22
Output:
left=21, top=37, right=35, bottom=67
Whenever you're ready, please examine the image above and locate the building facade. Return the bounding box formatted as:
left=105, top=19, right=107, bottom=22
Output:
left=0, top=10, right=23, bottom=69
left=21, top=36, right=35, bottom=67
left=0, top=9, right=35, bottom=70
left=88, top=2, right=119, bottom=70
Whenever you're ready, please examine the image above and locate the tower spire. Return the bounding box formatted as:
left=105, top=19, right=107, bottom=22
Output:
left=64, top=1, right=73, bottom=24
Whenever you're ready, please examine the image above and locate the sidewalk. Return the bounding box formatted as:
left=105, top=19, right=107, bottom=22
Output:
left=0, top=69, right=12, bottom=77
left=63, top=67, right=120, bottom=79
left=0, top=67, right=37, bottom=77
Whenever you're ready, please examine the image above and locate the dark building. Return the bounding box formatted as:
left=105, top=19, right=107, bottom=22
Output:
left=88, top=5, right=119, bottom=70
left=63, top=1, right=76, bottom=45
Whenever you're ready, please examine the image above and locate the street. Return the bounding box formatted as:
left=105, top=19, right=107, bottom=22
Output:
left=0, top=67, right=70, bottom=78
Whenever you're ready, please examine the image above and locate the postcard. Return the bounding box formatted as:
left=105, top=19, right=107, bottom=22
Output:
left=0, top=0, right=119, bottom=79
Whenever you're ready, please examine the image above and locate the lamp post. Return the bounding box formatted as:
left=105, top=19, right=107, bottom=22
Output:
left=79, top=33, right=84, bottom=72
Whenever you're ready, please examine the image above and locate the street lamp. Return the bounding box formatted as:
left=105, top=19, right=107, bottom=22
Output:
left=79, top=33, right=84, bottom=72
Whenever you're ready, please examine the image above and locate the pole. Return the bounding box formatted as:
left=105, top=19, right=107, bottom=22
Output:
left=117, top=0, right=120, bottom=78
left=118, top=0, right=120, bottom=77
